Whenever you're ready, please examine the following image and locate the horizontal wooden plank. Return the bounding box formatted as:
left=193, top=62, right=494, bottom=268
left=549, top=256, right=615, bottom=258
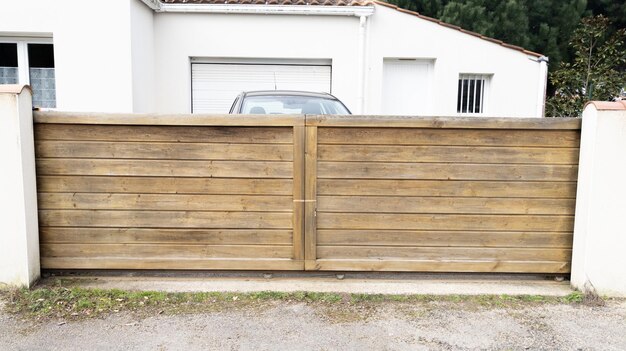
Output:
left=318, top=162, right=578, bottom=181
left=41, top=257, right=304, bottom=270
left=40, top=228, right=293, bottom=245
left=39, top=210, right=293, bottom=229
left=308, top=115, right=581, bottom=129
left=317, top=128, right=580, bottom=147
left=318, top=145, right=579, bottom=164
left=317, top=213, right=574, bottom=232
left=37, top=176, right=293, bottom=195
left=317, top=246, right=571, bottom=261
left=317, top=230, right=572, bottom=248
left=38, top=193, right=293, bottom=212
left=34, top=111, right=303, bottom=126
left=41, top=243, right=293, bottom=259
left=36, top=141, right=292, bottom=161
left=317, top=180, right=577, bottom=198
left=310, top=259, right=570, bottom=273
left=35, top=124, right=293, bottom=144
left=36, top=159, right=293, bottom=178
left=317, top=196, right=575, bottom=215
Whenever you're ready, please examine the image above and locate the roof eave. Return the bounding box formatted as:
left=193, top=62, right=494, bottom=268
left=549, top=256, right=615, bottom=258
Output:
left=141, top=1, right=374, bottom=16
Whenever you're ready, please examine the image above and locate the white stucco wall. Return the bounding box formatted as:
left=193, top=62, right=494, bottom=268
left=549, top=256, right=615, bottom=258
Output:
left=130, top=0, right=156, bottom=112
left=571, top=103, right=626, bottom=297
left=153, top=12, right=360, bottom=113
left=367, top=5, right=543, bottom=117
left=0, top=86, right=40, bottom=287
left=152, top=5, right=544, bottom=116
left=0, top=0, right=135, bottom=112
left=1, top=2, right=546, bottom=116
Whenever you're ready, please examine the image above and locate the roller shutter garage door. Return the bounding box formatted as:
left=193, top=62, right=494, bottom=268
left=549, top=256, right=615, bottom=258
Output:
left=192, top=62, right=332, bottom=114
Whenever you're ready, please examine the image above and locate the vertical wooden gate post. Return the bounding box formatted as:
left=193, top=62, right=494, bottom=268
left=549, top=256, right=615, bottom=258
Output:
left=292, top=125, right=306, bottom=263
left=304, top=124, right=318, bottom=270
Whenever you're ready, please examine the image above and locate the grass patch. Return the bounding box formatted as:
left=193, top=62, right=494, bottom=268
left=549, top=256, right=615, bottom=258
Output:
left=0, top=284, right=600, bottom=322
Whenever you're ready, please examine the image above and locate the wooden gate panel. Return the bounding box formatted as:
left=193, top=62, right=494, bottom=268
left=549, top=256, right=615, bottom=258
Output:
left=308, top=117, right=581, bottom=273
left=35, top=113, right=304, bottom=270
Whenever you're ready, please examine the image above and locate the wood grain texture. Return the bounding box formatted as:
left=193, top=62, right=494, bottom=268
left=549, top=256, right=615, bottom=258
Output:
left=35, top=124, right=293, bottom=144
left=318, top=162, right=578, bottom=181
left=317, top=213, right=574, bottom=232
left=317, top=196, right=575, bottom=215
left=41, top=257, right=304, bottom=270
left=318, top=145, right=579, bottom=164
left=304, top=126, right=318, bottom=267
left=34, top=111, right=302, bottom=126
left=41, top=243, right=293, bottom=259
left=317, top=179, right=577, bottom=198
left=37, top=159, right=292, bottom=178
left=317, top=230, right=572, bottom=248
left=310, top=259, right=570, bottom=273
left=34, top=115, right=580, bottom=274
left=39, top=210, right=293, bottom=229
left=317, top=246, right=571, bottom=261
left=36, top=141, right=293, bottom=161
left=37, top=176, right=293, bottom=195
left=38, top=193, right=293, bottom=212
left=308, top=115, right=581, bottom=129
left=317, top=127, right=580, bottom=147
left=40, top=228, right=293, bottom=245
left=292, top=126, right=306, bottom=260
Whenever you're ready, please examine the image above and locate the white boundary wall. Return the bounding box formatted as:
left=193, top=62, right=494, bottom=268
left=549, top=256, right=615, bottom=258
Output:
left=572, top=101, right=626, bottom=297
left=0, top=85, right=40, bottom=288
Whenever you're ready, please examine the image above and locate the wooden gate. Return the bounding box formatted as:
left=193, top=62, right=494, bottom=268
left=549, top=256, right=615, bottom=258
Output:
left=35, top=112, right=305, bottom=270
left=34, top=112, right=580, bottom=273
left=304, top=116, right=580, bottom=273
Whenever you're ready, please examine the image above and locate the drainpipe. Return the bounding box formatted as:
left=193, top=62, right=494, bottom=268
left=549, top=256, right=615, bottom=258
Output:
left=356, top=15, right=368, bottom=114
left=536, top=56, right=549, bottom=118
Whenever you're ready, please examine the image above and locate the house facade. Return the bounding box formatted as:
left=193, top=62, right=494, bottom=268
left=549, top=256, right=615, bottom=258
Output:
left=1, top=0, right=548, bottom=117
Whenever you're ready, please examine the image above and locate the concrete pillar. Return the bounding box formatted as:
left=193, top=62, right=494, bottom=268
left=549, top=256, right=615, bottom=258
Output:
left=0, top=85, right=40, bottom=288
left=571, top=100, right=626, bottom=297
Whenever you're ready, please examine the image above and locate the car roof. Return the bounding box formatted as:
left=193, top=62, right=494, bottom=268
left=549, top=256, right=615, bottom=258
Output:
left=242, top=90, right=337, bottom=99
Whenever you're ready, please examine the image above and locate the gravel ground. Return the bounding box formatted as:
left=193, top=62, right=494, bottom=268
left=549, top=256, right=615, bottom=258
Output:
left=1, top=299, right=626, bottom=350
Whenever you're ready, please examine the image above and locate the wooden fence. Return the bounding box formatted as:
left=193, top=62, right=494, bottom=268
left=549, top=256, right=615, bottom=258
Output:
left=34, top=112, right=581, bottom=273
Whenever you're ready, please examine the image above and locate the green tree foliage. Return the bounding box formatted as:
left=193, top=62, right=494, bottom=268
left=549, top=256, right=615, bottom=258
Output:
left=546, top=16, right=626, bottom=116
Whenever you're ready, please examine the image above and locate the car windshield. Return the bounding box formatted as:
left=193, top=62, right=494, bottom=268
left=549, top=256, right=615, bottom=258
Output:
left=240, top=95, right=350, bottom=115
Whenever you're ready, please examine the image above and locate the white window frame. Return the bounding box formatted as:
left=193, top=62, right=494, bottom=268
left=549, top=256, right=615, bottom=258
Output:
left=457, top=73, right=491, bottom=115
left=0, top=37, right=53, bottom=86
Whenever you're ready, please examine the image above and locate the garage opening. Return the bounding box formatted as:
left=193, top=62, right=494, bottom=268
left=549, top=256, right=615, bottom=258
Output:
left=191, top=58, right=332, bottom=114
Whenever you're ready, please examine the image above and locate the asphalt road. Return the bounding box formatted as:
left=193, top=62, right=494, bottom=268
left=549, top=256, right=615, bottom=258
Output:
left=2, top=299, right=626, bottom=350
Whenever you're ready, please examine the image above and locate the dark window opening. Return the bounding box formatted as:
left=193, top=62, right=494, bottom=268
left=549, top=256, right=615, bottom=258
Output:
left=28, top=43, right=55, bottom=68
left=0, top=43, right=19, bottom=84
left=28, top=43, right=56, bottom=108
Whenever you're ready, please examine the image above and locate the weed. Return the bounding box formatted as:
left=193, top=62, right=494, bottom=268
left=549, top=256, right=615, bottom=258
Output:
left=0, top=283, right=598, bottom=322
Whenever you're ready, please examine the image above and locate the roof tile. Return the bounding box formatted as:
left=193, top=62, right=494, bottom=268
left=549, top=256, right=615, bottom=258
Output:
left=162, top=0, right=374, bottom=5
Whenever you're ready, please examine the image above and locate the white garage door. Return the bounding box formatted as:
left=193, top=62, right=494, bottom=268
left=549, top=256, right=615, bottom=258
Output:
left=192, top=62, right=332, bottom=114
left=382, top=59, right=434, bottom=115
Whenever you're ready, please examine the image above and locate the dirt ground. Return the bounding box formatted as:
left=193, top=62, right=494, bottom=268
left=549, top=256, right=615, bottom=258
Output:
left=2, top=298, right=626, bottom=351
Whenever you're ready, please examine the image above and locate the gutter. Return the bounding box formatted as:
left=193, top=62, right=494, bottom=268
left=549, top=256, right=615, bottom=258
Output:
left=141, top=0, right=374, bottom=17
left=534, top=55, right=549, bottom=118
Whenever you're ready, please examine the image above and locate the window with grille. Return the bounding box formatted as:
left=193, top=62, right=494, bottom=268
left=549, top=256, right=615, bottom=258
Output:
left=457, top=74, right=489, bottom=114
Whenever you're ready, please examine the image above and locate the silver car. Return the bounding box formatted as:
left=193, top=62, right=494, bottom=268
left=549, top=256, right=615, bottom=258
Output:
left=229, top=90, right=351, bottom=115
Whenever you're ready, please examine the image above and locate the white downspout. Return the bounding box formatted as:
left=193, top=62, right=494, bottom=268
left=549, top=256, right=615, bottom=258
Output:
left=356, top=15, right=368, bottom=114
left=536, top=56, right=549, bottom=117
